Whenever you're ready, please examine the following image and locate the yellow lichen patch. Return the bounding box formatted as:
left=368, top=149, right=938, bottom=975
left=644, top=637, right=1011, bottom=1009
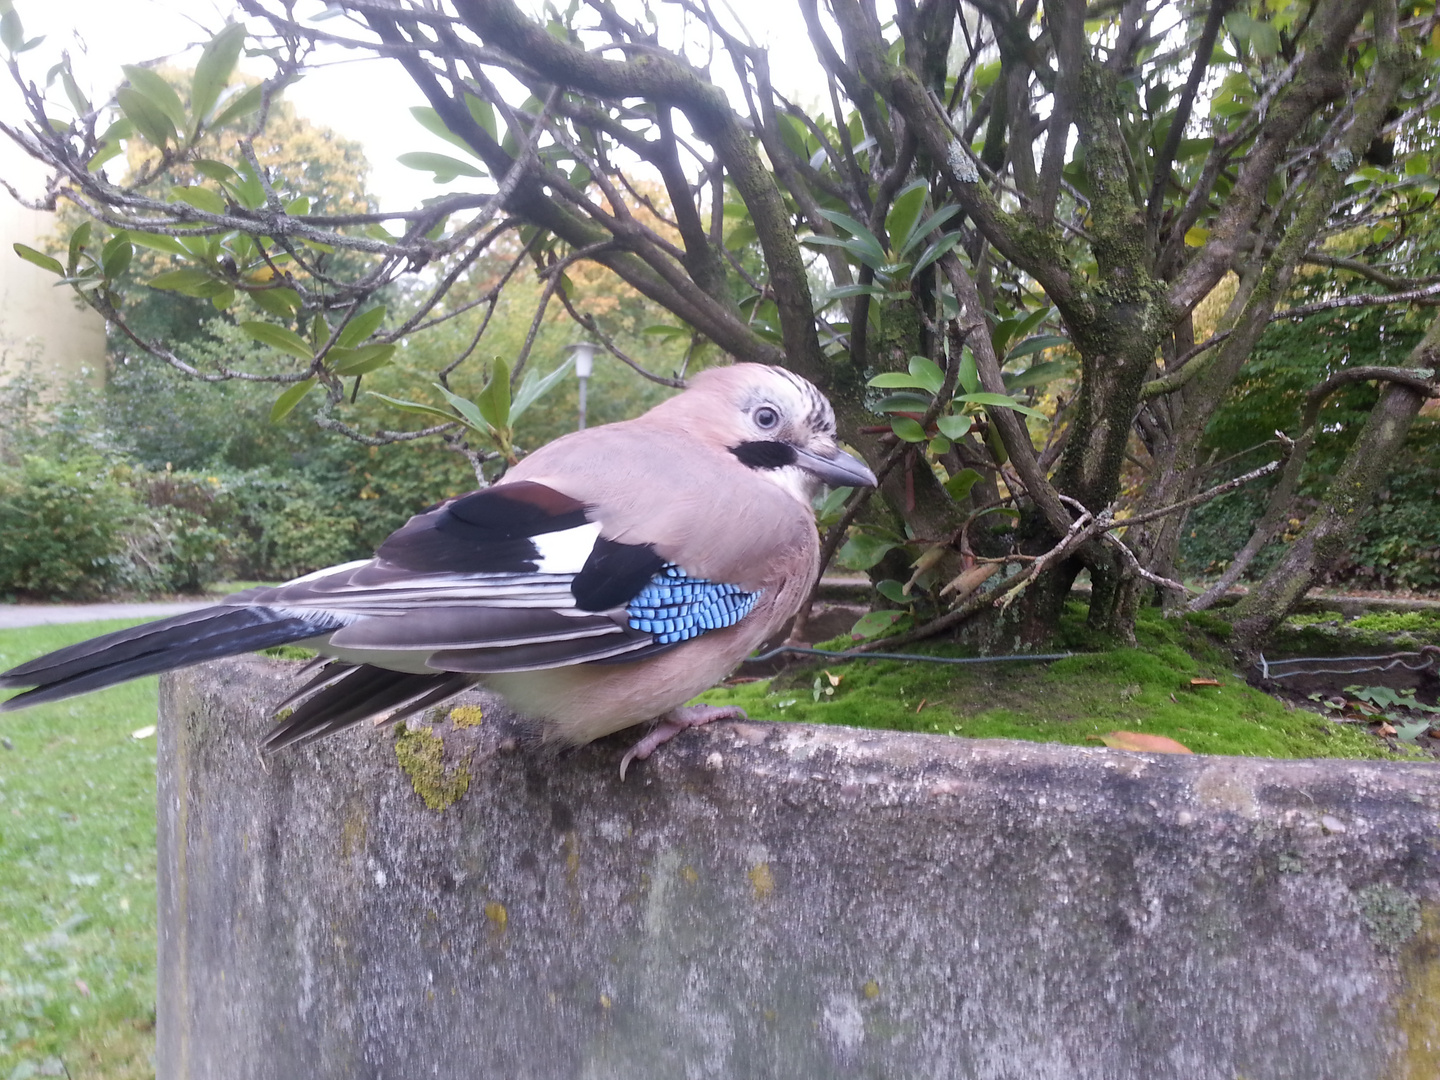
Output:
left=680, top=865, right=699, bottom=885
left=484, top=901, right=508, bottom=932
left=863, top=980, right=880, bottom=999
left=1391, top=905, right=1440, bottom=1080
left=340, top=802, right=367, bottom=858
left=749, top=862, right=775, bottom=899
left=393, top=723, right=471, bottom=811
left=449, top=705, right=484, bottom=728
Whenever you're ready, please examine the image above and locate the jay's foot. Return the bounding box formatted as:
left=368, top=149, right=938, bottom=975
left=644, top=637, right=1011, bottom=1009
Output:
left=619, top=704, right=749, bottom=780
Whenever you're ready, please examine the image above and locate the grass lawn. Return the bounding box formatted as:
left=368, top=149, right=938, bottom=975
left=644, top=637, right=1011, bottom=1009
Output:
left=0, top=621, right=158, bottom=1080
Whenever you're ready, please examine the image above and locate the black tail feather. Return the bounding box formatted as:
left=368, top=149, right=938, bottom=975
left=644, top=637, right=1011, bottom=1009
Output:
left=0, top=605, right=344, bottom=710
left=262, top=664, right=477, bottom=751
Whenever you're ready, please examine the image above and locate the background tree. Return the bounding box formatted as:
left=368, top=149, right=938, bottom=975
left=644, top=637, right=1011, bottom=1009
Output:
left=3, top=0, right=1438, bottom=653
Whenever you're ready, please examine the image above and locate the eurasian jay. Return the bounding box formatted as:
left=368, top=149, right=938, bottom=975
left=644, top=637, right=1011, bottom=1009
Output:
left=0, top=364, right=876, bottom=774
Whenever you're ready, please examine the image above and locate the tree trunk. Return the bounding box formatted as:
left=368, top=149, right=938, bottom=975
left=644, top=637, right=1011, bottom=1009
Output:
left=1230, top=314, right=1440, bottom=659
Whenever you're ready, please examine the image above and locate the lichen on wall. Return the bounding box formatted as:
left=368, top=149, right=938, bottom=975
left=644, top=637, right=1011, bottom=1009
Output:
left=392, top=722, right=471, bottom=811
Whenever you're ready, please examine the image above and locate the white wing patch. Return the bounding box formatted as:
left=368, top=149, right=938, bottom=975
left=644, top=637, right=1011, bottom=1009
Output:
left=531, top=522, right=603, bottom=574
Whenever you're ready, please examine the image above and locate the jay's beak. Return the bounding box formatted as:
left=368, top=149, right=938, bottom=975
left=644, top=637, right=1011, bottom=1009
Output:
left=792, top=444, right=878, bottom=489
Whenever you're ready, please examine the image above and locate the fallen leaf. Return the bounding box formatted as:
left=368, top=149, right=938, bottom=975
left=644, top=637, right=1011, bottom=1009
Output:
left=823, top=670, right=842, bottom=687
left=915, top=698, right=927, bottom=714
left=75, top=977, right=91, bottom=997
left=130, top=725, right=156, bottom=740
left=1373, top=721, right=1397, bottom=737
left=1190, top=678, right=1221, bottom=688
left=1099, top=731, right=1193, bottom=754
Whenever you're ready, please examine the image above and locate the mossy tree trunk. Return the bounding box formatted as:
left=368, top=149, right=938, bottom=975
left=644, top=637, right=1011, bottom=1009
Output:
left=1229, top=314, right=1440, bottom=659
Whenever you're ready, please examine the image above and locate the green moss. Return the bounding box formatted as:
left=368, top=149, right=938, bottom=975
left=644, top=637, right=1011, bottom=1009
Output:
left=261, top=644, right=318, bottom=660
left=393, top=723, right=471, bottom=811
left=697, top=604, right=1396, bottom=759
left=449, top=705, right=484, bottom=728
left=1358, top=883, right=1422, bottom=953
left=1271, top=607, right=1440, bottom=654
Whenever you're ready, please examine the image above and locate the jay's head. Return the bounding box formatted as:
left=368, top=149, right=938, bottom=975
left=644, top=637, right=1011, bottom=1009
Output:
left=658, top=364, right=878, bottom=504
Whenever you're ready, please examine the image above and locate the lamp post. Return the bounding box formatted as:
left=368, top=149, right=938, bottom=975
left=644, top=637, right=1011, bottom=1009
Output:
left=568, top=342, right=596, bottom=430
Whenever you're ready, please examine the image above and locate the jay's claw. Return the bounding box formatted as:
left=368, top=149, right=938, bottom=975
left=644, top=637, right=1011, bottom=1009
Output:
left=619, top=704, right=749, bottom=781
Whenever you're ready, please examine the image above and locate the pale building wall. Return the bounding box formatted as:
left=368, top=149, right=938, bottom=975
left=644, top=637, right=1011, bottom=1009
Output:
left=0, top=138, right=107, bottom=392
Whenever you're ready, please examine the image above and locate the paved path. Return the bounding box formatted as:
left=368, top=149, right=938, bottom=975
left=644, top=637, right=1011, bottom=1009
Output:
left=0, top=600, right=214, bottom=630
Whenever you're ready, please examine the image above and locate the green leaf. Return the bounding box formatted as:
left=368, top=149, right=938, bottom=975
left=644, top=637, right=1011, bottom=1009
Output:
left=884, top=179, right=928, bottom=256
left=330, top=344, right=396, bottom=376
left=927, top=435, right=951, bottom=457
left=475, top=357, right=513, bottom=430
left=1006, top=334, right=1068, bottom=362
left=891, top=416, right=927, bottom=442
left=958, top=348, right=979, bottom=394
left=337, top=305, right=387, bottom=348
left=210, top=286, right=235, bottom=311
left=270, top=378, right=317, bottom=423
left=116, top=86, right=176, bottom=147
left=87, top=140, right=125, bottom=172
left=211, top=83, right=264, bottom=129
left=936, top=414, right=973, bottom=440
left=249, top=287, right=302, bottom=318
left=956, top=391, right=1048, bottom=419
left=121, top=65, right=186, bottom=129
left=899, top=206, right=962, bottom=259
left=465, top=93, right=498, bottom=142
left=814, top=209, right=887, bottom=267
left=875, top=392, right=932, bottom=414
left=240, top=320, right=315, bottom=361
left=101, top=232, right=133, bottom=279
left=67, top=221, right=92, bottom=271
left=907, top=355, right=944, bottom=395
left=837, top=532, right=899, bottom=571
left=512, top=355, right=576, bottom=422
left=192, top=159, right=238, bottom=184
left=148, top=268, right=221, bottom=296
left=60, top=66, right=89, bottom=115
left=911, top=232, right=963, bottom=277
left=820, top=282, right=889, bottom=303
left=285, top=195, right=310, bottom=216
left=171, top=186, right=226, bottom=214
left=868, top=371, right=930, bottom=390
left=13, top=242, right=62, bottom=275
left=0, top=8, right=22, bottom=52
left=1004, top=360, right=1071, bottom=391
left=367, top=392, right=462, bottom=426
left=410, top=105, right=484, bottom=157
left=128, top=231, right=188, bottom=256
left=434, top=383, right=492, bottom=433
left=850, top=610, right=906, bottom=640
left=191, top=23, right=246, bottom=129
left=876, top=579, right=909, bottom=604
left=397, top=152, right=485, bottom=183
left=944, top=467, right=982, bottom=501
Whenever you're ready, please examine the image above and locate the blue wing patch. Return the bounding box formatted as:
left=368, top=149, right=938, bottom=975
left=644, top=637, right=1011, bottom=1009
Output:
left=626, top=564, right=759, bottom=645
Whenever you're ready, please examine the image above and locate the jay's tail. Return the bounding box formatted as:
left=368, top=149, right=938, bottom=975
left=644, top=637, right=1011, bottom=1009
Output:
left=0, top=605, right=343, bottom=710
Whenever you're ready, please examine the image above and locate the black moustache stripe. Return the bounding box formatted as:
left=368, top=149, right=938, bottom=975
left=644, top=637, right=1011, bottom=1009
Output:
left=730, top=441, right=798, bottom=469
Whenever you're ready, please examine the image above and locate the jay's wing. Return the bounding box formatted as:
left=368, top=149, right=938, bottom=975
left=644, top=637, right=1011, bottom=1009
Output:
left=254, top=480, right=758, bottom=670
left=251, top=480, right=760, bottom=749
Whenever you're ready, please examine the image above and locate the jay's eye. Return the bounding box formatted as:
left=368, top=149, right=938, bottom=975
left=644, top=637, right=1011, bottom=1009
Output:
left=754, top=406, right=780, bottom=429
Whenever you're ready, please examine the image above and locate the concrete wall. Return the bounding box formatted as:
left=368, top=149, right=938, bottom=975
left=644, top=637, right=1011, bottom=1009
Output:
left=158, top=657, right=1440, bottom=1079
left=0, top=140, right=106, bottom=390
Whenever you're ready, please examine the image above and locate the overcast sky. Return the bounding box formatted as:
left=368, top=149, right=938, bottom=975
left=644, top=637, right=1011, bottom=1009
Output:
left=1, top=0, right=824, bottom=210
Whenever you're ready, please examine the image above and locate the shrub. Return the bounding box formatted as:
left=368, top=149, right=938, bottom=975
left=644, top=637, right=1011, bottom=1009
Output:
left=0, top=454, right=140, bottom=599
